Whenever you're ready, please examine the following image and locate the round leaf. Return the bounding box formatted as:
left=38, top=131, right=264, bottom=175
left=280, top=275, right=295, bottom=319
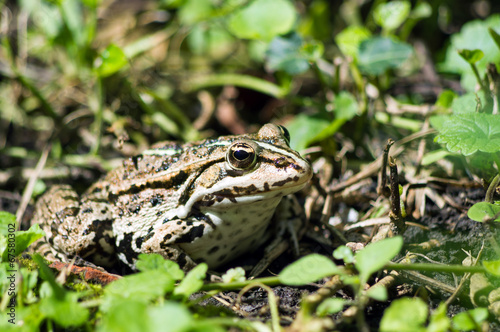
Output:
left=358, top=37, right=414, bottom=75
left=96, top=44, right=128, bottom=77
left=227, top=0, right=297, bottom=42
left=435, top=113, right=500, bottom=155
left=335, top=26, right=371, bottom=59
left=380, top=297, right=428, bottom=332
left=467, top=202, right=500, bottom=222
left=458, top=49, right=484, bottom=64
left=483, top=260, right=500, bottom=277
left=355, top=236, right=403, bottom=282
left=452, top=308, right=489, bottom=330
left=316, top=298, right=346, bottom=317
left=374, top=1, right=411, bottom=31
left=279, top=254, right=341, bottom=286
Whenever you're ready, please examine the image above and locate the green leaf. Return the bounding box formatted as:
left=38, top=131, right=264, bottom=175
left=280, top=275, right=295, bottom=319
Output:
left=366, top=286, right=388, bottom=301
left=468, top=202, right=500, bottom=222
left=279, top=254, right=341, bottom=286
left=451, top=91, right=487, bottom=114
left=227, top=0, right=296, bottom=42
left=222, top=267, right=246, bottom=283
left=439, top=15, right=500, bottom=92
left=421, top=149, right=457, bottom=166
left=97, top=300, right=150, bottom=332
left=358, top=37, right=413, bottom=75
left=435, top=113, right=500, bottom=155
left=178, top=0, right=215, bottom=25
left=452, top=308, right=489, bottom=331
left=333, top=246, right=355, bottom=264
left=286, top=114, right=331, bottom=151
left=102, top=270, right=176, bottom=310
left=380, top=297, right=428, bottom=332
left=135, top=253, right=185, bottom=280
left=427, top=303, right=451, bottom=332
left=266, top=33, right=310, bottom=74
left=483, top=260, right=500, bottom=276
left=410, top=2, right=432, bottom=20
left=434, top=89, right=457, bottom=111
left=335, top=25, right=371, bottom=59
left=355, top=237, right=403, bottom=283
left=96, top=44, right=128, bottom=78
left=60, top=0, right=87, bottom=47
left=316, top=298, right=345, bottom=317
left=373, top=1, right=411, bottom=32
left=7, top=224, right=44, bottom=261
left=489, top=27, right=500, bottom=51
left=333, top=91, right=359, bottom=120
left=173, top=263, right=207, bottom=298
left=40, top=289, right=89, bottom=327
left=148, top=302, right=193, bottom=332
left=0, top=211, right=16, bottom=236
left=458, top=49, right=484, bottom=64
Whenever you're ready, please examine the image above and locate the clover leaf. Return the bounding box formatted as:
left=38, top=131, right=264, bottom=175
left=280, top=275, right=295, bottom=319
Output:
left=435, top=113, right=500, bottom=156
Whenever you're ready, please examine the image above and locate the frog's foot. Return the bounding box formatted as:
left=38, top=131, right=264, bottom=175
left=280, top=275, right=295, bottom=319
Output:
left=31, top=185, right=116, bottom=268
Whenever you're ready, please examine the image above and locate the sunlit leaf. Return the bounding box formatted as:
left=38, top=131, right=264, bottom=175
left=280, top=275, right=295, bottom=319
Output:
left=96, top=44, right=128, bottom=77
left=266, top=33, right=310, bottom=74
left=135, top=254, right=185, bottom=280
left=2, top=223, right=44, bottom=262
left=358, top=37, right=413, bottom=75
left=173, top=263, right=207, bottom=298
left=227, top=0, right=296, bottom=42
left=374, top=1, right=411, bottom=31
left=380, top=297, right=428, bottom=332
left=355, top=237, right=403, bottom=283
left=366, top=286, right=388, bottom=301
left=458, top=49, right=484, bottom=64
left=483, top=260, right=500, bottom=276
left=439, top=15, right=500, bottom=91
left=335, top=26, right=371, bottom=59
left=467, top=202, right=500, bottom=222
left=435, top=113, right=500, bottom=155
left=452, top=308, right=489, bottom=330
left=279, top=254, right=341, bottom=285
left=316, top=298, right=345, bottom=317
left=427, top=303, right=451, bottom=332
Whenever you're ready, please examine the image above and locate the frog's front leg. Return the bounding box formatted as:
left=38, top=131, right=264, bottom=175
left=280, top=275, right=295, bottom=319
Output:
left=31, top=185, right=116, bottom=267
left=113, top=218, right=198, bottom=271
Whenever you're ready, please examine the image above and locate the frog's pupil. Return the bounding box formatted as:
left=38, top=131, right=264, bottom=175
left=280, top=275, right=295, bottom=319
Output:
left=234, top=149, right=250, bottom=160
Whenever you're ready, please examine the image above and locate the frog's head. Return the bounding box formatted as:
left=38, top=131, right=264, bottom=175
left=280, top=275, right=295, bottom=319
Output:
left=181, top=124, right=312, bottom=214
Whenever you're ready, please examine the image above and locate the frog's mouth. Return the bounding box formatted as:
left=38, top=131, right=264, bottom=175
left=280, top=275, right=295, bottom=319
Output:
left=196, top=175, right=310, bottom=207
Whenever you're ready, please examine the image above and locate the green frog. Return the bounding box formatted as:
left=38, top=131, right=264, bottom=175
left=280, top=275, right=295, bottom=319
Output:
left=31, top=124, right=312, bottom=271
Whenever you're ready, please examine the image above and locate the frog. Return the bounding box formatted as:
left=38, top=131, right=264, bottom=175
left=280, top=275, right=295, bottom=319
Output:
left=31, top=124, right=312, bottom=272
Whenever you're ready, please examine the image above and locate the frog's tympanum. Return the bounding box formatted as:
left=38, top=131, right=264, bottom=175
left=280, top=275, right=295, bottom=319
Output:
left=32, top=124, right=312, bottom=271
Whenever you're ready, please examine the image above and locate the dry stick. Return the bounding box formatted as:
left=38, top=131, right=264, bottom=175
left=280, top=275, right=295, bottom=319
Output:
left=388, top=157, right=406, bottom=235
left=15, top=144, right=51, bottom=229
left=376, top=139, right=394, bottom=197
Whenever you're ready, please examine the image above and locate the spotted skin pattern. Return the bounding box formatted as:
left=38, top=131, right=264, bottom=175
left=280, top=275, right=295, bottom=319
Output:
left=31, top=124, right=312, bottom=271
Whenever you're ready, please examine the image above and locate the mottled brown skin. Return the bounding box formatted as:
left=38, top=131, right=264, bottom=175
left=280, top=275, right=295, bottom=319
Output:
left=31, top=124, right=312, bottom=271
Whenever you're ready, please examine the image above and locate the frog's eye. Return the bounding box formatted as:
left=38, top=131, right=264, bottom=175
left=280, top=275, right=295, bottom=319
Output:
left=227, top=142, right=257, bottom=170
left=277, top=125, right=291, bottom=146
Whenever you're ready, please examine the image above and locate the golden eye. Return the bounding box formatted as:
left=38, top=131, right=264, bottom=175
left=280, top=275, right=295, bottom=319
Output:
left=277, top=125, right=291, bottom=146
left=227, top=142, right=257, bottom=170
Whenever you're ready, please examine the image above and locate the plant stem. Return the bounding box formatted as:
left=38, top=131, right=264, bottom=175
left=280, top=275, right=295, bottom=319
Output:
left=386, top=262, right=485, bottom=274
left=201, top=276, right=281, bottom=291
left=485, top=173, right=500, bottom=203
left=184, top=74, right=289, bottom=99
left=470, top=62, right=488, bottom=94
